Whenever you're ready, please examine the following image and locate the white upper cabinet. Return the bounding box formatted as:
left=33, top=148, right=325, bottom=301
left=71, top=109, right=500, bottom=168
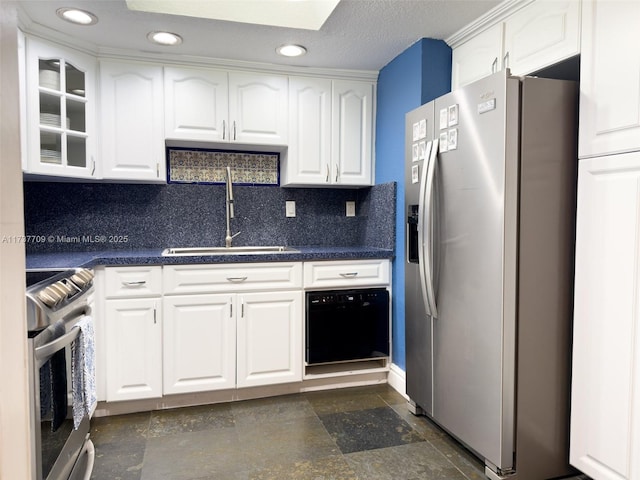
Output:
left=282, top=77, right=374, bottom=187
left=452, top=23, right=504, bottom=91
left=228, top=72, right=288, bottom=145
left=570, top=151, right=640, bottom=480
left=332, top=80, right=374, bottom=186
left=503, top=0, right=580, bottom=76
left=284, top=76, right=333, bottom=185
left=164, top=67, right=228, bottom=142
left=24, top=36, right=97, bottom=178
left=578, top=0, right=640, bottom=158
left=19, top=30, right=27, bottom=173
left=451, top=0, right=581, bottom=91
left=99, top=60, right=165, bottom=182
left=164, top=68, right=288, bottom=146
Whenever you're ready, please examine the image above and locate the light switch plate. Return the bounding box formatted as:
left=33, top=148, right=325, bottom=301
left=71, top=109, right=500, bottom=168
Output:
left=286, top=200, right=296, bottom=217
left=346, top=201, right=356, bottom=217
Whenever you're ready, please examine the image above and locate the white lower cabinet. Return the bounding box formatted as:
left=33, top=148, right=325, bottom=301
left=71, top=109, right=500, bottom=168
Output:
left=98, top=265, right=163, bottom=402
left=303, top=259, right=390, bottom=289
left=162, top=263, right=303, bottom=394
left=570, top=152, right=640, bottom=480
left=97, top=260, right=387, bottom=403
left=236, top=291, right=302, bottom=388
left=163, top=294, right=236, bottom=394
left=104, top=297, right=162, bottom=402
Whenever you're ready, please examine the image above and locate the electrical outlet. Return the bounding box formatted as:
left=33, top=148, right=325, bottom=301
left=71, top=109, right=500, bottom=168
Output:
left=346, top=201, right=356, bottom=217
left=285, top=200, right=296, bottom=217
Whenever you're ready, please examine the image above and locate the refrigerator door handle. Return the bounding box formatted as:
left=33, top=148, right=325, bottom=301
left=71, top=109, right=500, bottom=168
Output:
left=424, top=139, right=439, bottom=318
left=417, top=148, right=430, bottom=316
left=418, top=139, right=439, bottom=318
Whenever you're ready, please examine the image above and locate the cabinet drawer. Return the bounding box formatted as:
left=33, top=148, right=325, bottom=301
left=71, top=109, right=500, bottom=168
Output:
left=303, top=260, right=390, bottom=289
left=164, top=262, right=302, bottom=294
left=104, top=266, right=163, bottom=298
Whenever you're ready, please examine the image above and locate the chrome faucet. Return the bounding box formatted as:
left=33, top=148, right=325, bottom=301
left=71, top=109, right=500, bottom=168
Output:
left=225, top=166, right=240, bottom=248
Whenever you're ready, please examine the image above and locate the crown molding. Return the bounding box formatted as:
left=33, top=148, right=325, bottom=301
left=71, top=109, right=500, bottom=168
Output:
left=95, top=46, right=379, bottom=81
left=445, top=0, right=536, bottom=48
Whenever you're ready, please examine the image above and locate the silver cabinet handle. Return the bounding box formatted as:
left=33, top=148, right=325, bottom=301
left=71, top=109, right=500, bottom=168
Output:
left=492, top=57, right=498, bottom=73
left=233, top=121, right=237, bottom=141
left=226, top=276, right=247, bottom=283
left=335, top=163, right=339, bottom=183
left=91, top=156, right=95, bottom=176
left=339, top=272, right=358, bottom=278
left=503, top=52, right=510, bottom=70
left=222, top=120, right=226, bottom=140
left=326, top=164, right=330, bottom=183
left=122, top=281, right=146, bottom=287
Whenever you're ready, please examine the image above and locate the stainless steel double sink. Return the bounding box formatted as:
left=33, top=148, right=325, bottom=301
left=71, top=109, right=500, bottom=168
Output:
left=161, top=246, right=299, bottom=256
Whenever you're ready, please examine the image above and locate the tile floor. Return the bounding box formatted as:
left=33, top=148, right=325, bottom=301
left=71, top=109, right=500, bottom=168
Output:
left=89, top=384, right=578, bottom=480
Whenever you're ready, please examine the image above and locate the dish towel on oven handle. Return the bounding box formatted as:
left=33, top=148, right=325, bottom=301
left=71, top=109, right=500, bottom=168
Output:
left=71, top=315, right=96, bottom=430
left=40, top=319, right=68, bottom=432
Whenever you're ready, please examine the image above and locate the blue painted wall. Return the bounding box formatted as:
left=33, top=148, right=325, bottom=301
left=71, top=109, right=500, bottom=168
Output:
left=375, top=38, right=451, bottom=371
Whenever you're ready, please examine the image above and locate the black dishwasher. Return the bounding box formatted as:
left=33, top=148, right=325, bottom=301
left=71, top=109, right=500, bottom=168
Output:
left=305, top=288, right=390, bottom=365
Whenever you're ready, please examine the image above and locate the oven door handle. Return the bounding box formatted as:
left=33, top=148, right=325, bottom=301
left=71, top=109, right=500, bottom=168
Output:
left=35, top=326, right=80, bottom=365
left=80, top=438, right=95, bottom=480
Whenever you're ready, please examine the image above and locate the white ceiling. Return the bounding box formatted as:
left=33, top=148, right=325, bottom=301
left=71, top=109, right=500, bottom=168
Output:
left=17, top=0, right=503, bottom=72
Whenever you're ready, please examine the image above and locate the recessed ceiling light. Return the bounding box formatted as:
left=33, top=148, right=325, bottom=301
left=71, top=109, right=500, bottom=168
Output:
left=147, top=31, right=183, bottom=46
left=56, top=8, right=98, bottom=26
left=276, top=44, right=307, bottom=57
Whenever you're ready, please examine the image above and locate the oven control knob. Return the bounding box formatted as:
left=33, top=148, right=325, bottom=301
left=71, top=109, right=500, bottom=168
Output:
left=70, top=268, right=94, bottom=288
left=37, top=286, right=62, bottom=307
left=77, top=268, right=94, bottom=283
left=70, top=273, right=87, bottom=288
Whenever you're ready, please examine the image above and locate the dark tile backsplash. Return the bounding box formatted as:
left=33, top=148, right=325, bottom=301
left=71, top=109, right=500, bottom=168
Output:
left=23, top=182, right=396, bottom=253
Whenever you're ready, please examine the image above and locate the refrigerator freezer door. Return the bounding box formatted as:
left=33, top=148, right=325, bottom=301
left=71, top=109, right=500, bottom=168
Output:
left=405, top=101, right=435, bottom=415
left=431, top=71, right=519, bottom=472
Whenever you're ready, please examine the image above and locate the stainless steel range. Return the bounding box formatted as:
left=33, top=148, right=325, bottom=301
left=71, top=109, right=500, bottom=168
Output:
left=26, top=268, right=96, bottom=480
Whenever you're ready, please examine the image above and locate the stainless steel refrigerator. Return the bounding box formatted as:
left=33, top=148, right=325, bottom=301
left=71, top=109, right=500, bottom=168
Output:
left=405, top=70, right=578, bottom=480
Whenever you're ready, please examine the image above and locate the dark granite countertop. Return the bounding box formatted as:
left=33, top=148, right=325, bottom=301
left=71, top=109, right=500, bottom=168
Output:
left=26, top=246, right=395, bottom=270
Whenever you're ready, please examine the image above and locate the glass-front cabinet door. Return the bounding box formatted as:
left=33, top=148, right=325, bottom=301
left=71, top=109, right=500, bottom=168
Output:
left=25, top=37, right=96, bottom=178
